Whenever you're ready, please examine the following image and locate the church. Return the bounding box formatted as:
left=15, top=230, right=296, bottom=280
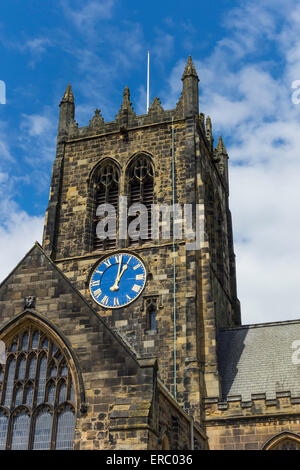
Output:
left=0, top=56, right=300, bottom=450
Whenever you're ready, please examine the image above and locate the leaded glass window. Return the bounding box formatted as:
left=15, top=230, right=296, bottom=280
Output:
left=25, top=384, right=34, bottom=406
left=4, top=358, right=16, bottom=407
left=32, top=408, right=52, bottom=450
left=32, top=331, right=39, bottom=349
left=58, top=382, right=67, bottom=404
left=0, top=412, right=8, bottom=450
left=21, top=333, right=28, bottom=351
left=47, top=382, right=56, bottom=405
left=28, top=356, right=37, bottom=379
left=0, top=325, right=76, bottom=450
left=18, top=357, right=26, bottom=380
left=127, top=155, right=154, bottom=245
left=93, top=162, right=120, bottom=251
left=56, top=407, right=75, bottom=450
left=14, top=386, right=23, bottom=407
left=11, top=410, right=30, bottom=450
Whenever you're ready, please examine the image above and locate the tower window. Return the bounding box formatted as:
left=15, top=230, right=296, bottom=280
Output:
left=127, top=155, right=154, bottom=245
left=93, top=162, right=120, bottom=251
left=0, top=325, right=76, bottom=450
left=146, top=297, right=157, bottom=331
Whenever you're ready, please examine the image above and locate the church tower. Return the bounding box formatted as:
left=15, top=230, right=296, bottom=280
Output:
left=42, top=56, right=240, bottom=425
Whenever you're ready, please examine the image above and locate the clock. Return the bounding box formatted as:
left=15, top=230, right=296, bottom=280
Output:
left=89, top=252, right=147, bottom=308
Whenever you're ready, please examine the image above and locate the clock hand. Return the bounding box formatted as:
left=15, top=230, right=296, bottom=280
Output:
left=110, top=256, right=131, bottom=291
left=116, top=256, right=131, bottom=283
left=110, top=255, right=123, bottom=292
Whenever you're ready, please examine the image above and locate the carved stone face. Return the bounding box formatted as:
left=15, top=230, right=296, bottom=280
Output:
left=24, top=296, right=36, bottom=309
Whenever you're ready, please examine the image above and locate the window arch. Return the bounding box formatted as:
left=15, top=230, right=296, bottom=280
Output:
left=263, top=432, right=300, bottom=450
left=127, top=154, right=154, bottom=245
left=92, top=160, right=120, bottom=251
left=0, top=323, right=76, bottom=450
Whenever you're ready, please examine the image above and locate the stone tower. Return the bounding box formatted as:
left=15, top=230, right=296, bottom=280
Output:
left=42, top=56, right=240, bottom=425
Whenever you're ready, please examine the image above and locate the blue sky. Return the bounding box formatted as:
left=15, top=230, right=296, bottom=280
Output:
left=1, top=0, right=300, bottom=324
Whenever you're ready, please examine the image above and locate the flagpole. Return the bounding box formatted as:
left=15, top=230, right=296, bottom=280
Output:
left=147, top=50, right=150, bottom=112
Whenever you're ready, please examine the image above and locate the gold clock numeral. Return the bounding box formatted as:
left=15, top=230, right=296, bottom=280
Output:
left=96, top=270, right=103, bottom=275
left=132, top=284, right=142, bottom=293
left=126, top=295, right=132, bottom=302
left=104, top=260, right=111, bottom=268
left=91, top=280, right=100, bottom=287
left=136, top=274, right=145, bottom=281
left=133, top=263, right=141, bottom=271
left=113, top=297, right=120, bottom=307
left=115, top=255, right=122, bottom=264
left=101, top=295, right=109, bottom=305
left=93, top=289, right=102, bottom=298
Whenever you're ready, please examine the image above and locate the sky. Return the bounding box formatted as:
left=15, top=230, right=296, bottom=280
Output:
left=0, top=0, right=300, bottom=325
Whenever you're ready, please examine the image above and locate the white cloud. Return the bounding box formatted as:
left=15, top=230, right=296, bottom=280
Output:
left=0, top=163, right=43, bottom=283
left=19, top=110, right=56, bottom=165
left=0, top=198, right=43, bottom=283
left=152, top=30, right=174, bottom=63
left=61, top=0, right=115, bottom=32
left=21, top=114, right=53, bottom=137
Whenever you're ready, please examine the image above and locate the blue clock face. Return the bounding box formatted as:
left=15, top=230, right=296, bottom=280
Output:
left=89, top=252, right=147, bottom=308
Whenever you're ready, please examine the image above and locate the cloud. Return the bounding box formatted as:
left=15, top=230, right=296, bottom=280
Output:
left=19, top=110, right=56, bottom=165
left=0, top=163, right=44, bottom=283
left=21, top=114, right=53, bottom=137
left=152, top=29, right=174, bottom=63
left=22, top=38, right=52, bottom=67
left=0, top=197, right=43, bottom=283
left=61, top=0, right=116, bottom=32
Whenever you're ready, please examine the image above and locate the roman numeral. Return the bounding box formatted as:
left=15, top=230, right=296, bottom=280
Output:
left=93, top=289, right=102, bottom=298
left=101, top=296, right=109, bottom=305
left=126, top=295, right=132, bottom=302
left=115, top=255, right=122, bottom=263
left=132, top=284, right=142, bottom=293
left=96, top=270, right=103, bottom=275
left=104, top=260, right=111, bottom=268
left=91, top=280, right=100, bottom=287
left=133, top=263, right=141, bottom=271
left=136, top=274, right=145, bottom=281
left=113, top=298, right=120, bottom=307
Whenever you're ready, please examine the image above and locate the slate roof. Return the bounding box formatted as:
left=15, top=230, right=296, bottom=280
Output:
left=217, top=320, right=300, bottom=401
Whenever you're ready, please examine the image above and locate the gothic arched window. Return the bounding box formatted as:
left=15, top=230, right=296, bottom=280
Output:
left=0, top=324, right=76, bottom=450
left=146, top=297, right=157, bottom=331
left=263, top=432, right=300, bottom=450
left=127, top=155, right=154, bottom=245
left=92, top=162, right=120, bottom=251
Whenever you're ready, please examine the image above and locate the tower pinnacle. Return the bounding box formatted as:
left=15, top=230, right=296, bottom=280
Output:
left=181, top=56, right=199, bottom=116
left=60, top=83, right=74, bottom=105
left=182, top=56, right=199, bottom=81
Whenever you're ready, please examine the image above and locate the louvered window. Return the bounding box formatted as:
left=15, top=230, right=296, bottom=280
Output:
left=93, top=163, right=119, bottom=251
left=0, top=325, right=75, bottom=450
left=127, top=156, right=154, bottom=245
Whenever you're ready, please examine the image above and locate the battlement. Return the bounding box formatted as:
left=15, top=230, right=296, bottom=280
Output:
left=205, top=392, right=300, bottom=422
left=66, top=93, right=185, bottom=140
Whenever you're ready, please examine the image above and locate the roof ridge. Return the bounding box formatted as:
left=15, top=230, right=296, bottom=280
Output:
left=220, top=318, right=300, bottom=332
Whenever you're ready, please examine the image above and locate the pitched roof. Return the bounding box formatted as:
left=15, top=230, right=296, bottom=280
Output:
left=218, top=320, right=300, bottom=401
